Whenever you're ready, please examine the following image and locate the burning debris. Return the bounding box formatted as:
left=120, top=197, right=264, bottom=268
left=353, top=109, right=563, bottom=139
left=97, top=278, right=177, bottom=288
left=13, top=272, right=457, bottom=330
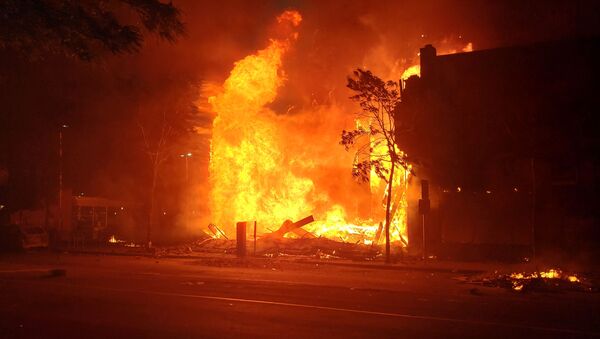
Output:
left=257, top=237, right=381, bottom=260
left=471, top=268, right=598, bottom=293
left=264, top=215, right=315, bottom=239
left=203, top=10, right=411, bottom=247
left=108, top=235, right=122, bottom=244
left=107, top=235, right=141, bottom=248
left=207, top=224, right=228, bottom=239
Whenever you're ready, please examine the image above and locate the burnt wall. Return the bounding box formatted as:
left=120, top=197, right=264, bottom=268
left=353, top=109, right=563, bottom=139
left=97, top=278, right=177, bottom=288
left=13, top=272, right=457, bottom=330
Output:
left=397, top=38, right=600, bottom=261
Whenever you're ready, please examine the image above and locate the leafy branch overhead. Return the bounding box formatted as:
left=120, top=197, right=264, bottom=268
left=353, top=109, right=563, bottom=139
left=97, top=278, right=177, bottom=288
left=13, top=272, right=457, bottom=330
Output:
left=340, top=69, right=413, bottom=183
left=0, top=0, right=185, bottom=60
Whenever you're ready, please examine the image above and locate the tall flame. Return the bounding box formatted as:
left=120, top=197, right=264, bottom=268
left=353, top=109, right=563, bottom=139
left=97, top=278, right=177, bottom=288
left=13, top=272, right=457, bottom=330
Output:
left=209, top=11, right=310, bottom=233
left=207, top=10, right=410, bottom=245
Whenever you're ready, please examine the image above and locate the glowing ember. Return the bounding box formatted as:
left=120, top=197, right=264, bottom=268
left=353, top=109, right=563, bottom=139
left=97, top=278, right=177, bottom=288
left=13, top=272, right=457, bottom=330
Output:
left=540, top=269, right=561, bottom=279
left=508, top=268, right=582, bottom=291
left=108, top=235, right=125, bottom=244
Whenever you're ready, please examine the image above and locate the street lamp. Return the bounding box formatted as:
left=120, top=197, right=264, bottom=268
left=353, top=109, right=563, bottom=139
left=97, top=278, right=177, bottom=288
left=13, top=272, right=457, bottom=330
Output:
left=179, top=152, right=192, bottom=228
left=179, top=152, right=192, bottom=183
left=59, top=124, right=69, bottom=235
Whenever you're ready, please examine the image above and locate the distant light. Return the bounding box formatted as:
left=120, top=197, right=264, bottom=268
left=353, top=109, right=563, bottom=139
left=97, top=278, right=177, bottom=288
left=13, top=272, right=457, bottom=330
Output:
left=0, top=204, right=4, bottom=210
left=163, top=211, right=167, bottom=215
left=120, top=206, right=124, bottom=210
left=513, top=187, right=519, bottom=192
left=187, top=152, right=192, bottom=157
left=459, top=35, right=462, bottom=39
left=80, top=192, right=84, bottom=196
left=420, top=34, right=425, bottom=38
left=62, top=124, right=69, bottom=128
left=485, top=190, right=492, bottom=194
left=456, top=187, right=461, bottom=193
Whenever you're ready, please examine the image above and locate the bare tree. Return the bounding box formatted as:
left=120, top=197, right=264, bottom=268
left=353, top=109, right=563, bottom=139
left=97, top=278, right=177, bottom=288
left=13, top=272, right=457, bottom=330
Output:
left=341, top=69, right=412, bottom=263
left=138, top=112, right=174, bottom=248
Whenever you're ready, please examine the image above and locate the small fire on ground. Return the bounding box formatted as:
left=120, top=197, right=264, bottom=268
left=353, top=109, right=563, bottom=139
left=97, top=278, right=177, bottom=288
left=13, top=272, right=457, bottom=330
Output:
left=509, top=269, right=580, bottom=291
left=108, top=235, right=140, bottom=248
left=471, top=268, right=596, bottom=293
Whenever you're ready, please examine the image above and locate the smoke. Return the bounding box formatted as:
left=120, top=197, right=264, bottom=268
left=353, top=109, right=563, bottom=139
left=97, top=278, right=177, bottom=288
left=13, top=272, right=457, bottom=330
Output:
left=4, top=0, right=596, bottom=240
left=184, top=1, right=597, bottom=236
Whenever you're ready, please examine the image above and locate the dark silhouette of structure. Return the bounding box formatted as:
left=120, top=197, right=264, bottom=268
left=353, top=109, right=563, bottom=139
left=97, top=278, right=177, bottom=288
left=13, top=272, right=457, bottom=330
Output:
left=397, top=38, right=600, bottom=261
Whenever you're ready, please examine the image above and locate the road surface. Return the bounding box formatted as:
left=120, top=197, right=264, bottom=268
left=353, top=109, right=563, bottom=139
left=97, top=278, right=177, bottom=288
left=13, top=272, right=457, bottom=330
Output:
left=0, top=253, right=597, bottom=338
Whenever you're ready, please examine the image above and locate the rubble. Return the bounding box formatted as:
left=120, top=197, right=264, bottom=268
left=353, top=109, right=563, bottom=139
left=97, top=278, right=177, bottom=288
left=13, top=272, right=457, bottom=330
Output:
left=149, top=235, right=382, bottom=261
left=255, top=236, right=380, bottom=260
left=208, top=224, right=228, bottom=239
left=469, top=268, right=598, bottom=293
left=264, top=215, right=315, bottom=238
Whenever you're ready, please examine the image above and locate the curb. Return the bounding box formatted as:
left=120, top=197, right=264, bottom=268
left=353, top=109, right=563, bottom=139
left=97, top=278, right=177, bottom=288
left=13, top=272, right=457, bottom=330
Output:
left=0, top=268, right=66, bottom=279
left=57, top=248, right=485, bottom=274
left=295, top=260, right=485, bottom=275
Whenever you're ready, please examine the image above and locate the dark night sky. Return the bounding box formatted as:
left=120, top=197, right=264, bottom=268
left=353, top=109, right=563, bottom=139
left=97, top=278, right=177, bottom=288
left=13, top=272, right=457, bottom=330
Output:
left=1, top=0, right=599, bottom=211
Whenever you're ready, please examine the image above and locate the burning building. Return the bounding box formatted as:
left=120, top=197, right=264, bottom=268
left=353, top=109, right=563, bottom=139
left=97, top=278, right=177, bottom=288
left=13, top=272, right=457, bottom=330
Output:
left=396, top=37, right=600, bottom=260
left=197, top=9, right=598, bottom=261
left=204, top=10, right=411, bottom=248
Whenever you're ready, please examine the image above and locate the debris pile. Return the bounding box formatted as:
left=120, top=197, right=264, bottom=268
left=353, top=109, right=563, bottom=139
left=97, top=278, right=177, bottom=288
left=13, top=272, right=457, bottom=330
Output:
left=472, top=268, right=597, bottom=293
left=256, top=237, right=381, bottom=260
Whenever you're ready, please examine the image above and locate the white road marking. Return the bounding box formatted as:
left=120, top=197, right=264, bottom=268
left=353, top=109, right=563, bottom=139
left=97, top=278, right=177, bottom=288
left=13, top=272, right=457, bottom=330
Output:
left=124, top=289, right=599, bottom=336
left=8, top=278, right=596, bottom=337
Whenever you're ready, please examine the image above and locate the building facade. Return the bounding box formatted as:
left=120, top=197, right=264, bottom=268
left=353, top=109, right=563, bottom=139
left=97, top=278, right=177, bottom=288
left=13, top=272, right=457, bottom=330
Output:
left=397, top=38, right=600, bottom=260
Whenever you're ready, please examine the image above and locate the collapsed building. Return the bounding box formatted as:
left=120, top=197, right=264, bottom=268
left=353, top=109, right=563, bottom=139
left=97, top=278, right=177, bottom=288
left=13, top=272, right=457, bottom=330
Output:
left=397, top=38, right=600, bottom=261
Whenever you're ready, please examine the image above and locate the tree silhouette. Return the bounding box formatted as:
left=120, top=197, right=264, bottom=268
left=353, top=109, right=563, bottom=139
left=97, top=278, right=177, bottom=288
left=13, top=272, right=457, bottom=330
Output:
left=137, top=82, right=198, bottom=248
left=0, top=0, right=184, bottom=60
left=341, top=69, right=412, bottom=263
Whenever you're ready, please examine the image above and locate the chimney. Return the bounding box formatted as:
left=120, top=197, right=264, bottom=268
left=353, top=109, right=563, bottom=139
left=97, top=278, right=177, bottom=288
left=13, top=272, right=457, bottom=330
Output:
left=420, top=44, right=437, bottom=81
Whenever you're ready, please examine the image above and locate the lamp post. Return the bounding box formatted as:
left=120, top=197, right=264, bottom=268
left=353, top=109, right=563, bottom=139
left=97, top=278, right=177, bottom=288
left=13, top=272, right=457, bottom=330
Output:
left=179, top=152, right=192, bottom=183
left=179, top=152, right=192, bottom=227
left=58, top=124, right=68, bottom=235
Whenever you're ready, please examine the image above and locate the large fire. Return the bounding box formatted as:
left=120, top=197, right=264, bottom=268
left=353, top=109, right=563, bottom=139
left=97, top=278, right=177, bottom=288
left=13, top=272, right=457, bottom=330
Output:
left=205, top=10, right=469, bottom=246
left=208, top=10, right=317, bottom=237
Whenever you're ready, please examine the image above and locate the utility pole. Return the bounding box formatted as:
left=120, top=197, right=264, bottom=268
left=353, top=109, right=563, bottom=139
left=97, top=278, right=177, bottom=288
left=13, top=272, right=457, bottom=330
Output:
left=180, top=152, right=192, bottom=227
left=419, top=180, right=430, bottom=260
left=58, top=125, right=68, bottom=236
left=530, top=157, right=536, bottom=261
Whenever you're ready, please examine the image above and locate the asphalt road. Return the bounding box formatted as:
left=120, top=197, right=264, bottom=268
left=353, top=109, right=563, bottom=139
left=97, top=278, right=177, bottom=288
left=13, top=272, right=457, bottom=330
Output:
left=0, top=253, right=598, bottom=338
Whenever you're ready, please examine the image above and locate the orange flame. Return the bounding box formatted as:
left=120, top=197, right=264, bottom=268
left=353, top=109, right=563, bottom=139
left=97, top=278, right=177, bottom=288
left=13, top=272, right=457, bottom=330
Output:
left=401, top=42, right=474, bottom=80
left=207, top=10, right=411, bottom=245
left=209, top=11, right=312, bottom=234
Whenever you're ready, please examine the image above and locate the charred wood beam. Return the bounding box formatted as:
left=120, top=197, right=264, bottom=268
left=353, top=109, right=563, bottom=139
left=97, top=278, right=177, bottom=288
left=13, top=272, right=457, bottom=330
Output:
left=265, top=215, right=315, bottom=238
left=208, top=223, right=228, bottom=239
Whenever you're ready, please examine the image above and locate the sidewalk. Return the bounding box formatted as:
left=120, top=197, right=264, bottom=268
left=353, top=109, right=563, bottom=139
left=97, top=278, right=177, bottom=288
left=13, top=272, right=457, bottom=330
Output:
left=55, top=244, right=587, bottom=276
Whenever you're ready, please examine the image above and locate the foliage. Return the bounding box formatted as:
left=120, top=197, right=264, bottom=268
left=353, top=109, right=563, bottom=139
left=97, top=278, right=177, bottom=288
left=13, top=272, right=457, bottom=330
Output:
left=341, top=69, right=414, bottom=262
left=0, top=0, right=185, bottom=60
left=341, top=69, right=412, bottom=183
